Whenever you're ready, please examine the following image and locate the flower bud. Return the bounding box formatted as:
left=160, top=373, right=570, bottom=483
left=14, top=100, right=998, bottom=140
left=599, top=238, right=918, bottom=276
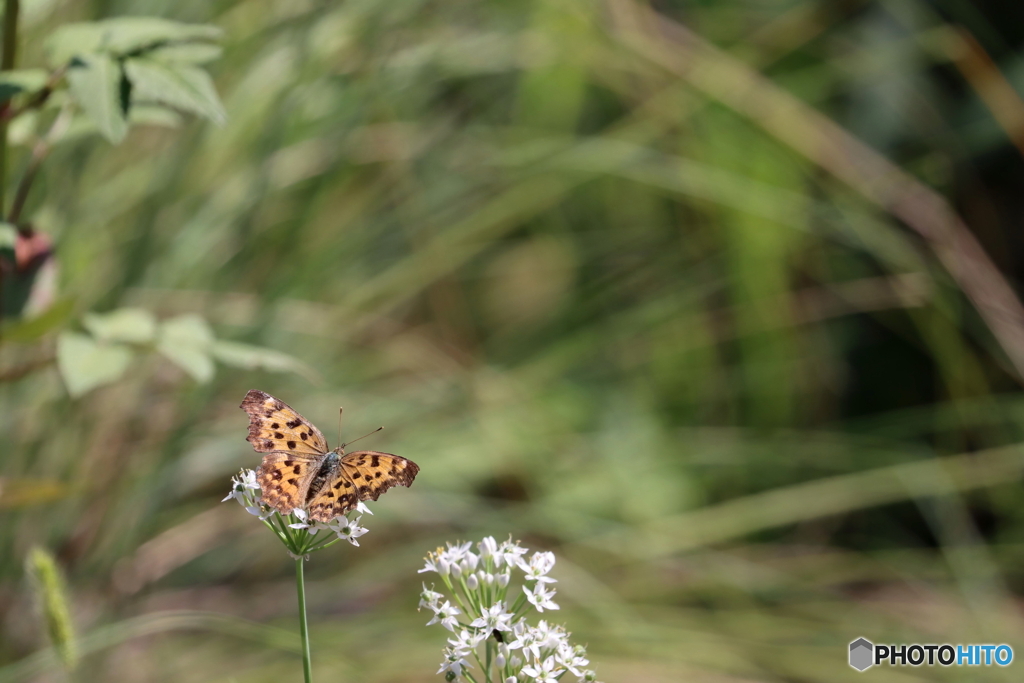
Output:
left=497, top=572, right=510, bottom=587
left=499, top=644, right=509, bottom=659
left=451, top=563, right=462, bottom=579
left=439, top=559, right=451, bottom=576
left=505, top=677, right=517, bottom=683
left=496, top=654, right=506, bottom=668
left=466, top=574, right=479, bottom=590
left=485, top=572, right=496, bottom=585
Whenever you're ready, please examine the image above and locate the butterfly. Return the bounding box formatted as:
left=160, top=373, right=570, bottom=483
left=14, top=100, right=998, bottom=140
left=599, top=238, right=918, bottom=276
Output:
left=240, top=389, right=419, bottom=522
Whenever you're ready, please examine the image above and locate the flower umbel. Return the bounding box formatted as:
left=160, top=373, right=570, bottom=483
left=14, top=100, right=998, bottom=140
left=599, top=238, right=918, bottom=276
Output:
left=418, top=536, right=603, bottom=683
left=223, top=468, right=370, bottom=557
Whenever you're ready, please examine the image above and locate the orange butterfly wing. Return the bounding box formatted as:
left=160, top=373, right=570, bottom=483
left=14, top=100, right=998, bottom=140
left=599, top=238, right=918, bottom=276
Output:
left=256, top=451, right=320, bottom=515
left=305, top=471, right=361, bottom=522
left=305, top=451, right=419, bottom=522
left=240, top=389, right=328, bottom=456
left=341, top=450, right=419, bottom=502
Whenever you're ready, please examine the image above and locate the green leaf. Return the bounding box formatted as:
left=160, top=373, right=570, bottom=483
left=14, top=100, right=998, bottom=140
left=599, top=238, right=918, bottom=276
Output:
left=211, top=341, right=319, bottom=382
left=65, top=54, right=128, bottom=143
left=159, top=344, right=214, bottom=382
left=158, top=314, right=214, bottom=346
left=57, top=332, right=133, bottom=397
left=82, top=308, right=157, bottom=344
left=129, top=104, right=183, bottom=128
left=156, top=314, right=215, bottom=382
left=0, top=299, right=75, bottom=343
left=124, top=58, right=226, bottom=124
left=47, top=18, right=222, bottom=66
left=146, top=43, right=223, bottom=65
left=0, top=69, right=48, bottom=104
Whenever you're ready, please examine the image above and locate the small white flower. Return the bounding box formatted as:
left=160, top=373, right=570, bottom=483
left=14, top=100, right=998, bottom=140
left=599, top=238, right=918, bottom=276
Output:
left=437, top=646, right=471, bottom=677
left=461, top=553, right=479, bottom=573
left=447, top=628, right=484, bottom=654
left=508, top=627, right=539, bottom=659
left=498, top=538, right=528, bottom=568
left=522, top=657, right=564, bottom=683
left=288, top=509, right=313, bottom=529
left=426, top=600, right=461, bottom=631
left=556, top=641, right=589, bottom=676
left=420, top=541, right=471, bottom=575
left=524, top=584, right=560, bottom=612
left=478, top=536, right=499, bottom=561
left=328, top=515, right=369, bottom=546
left=419, top=551, right=451, bottom=576
left=445, top=541, right=474, bottom=563
left=356, top=501, right=373, bottom=515
left=419, top=583, right=445, bottom=611
left=244, top=505, right=275, bottom=521
left=533, top=620, right=568, bottom=651
left=223, top=469, right=260, bottom=502
left=470, top=601, right=514, bottom=632
left=512, top=621, right=565, bottom=659
left=517, top=551, right=557, bottom=584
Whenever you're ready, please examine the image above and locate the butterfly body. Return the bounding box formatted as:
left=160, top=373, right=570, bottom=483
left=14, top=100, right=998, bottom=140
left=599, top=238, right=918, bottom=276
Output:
left=307, top=451, right=342, bottom=502
left=240, top=390, right=419, bottom=522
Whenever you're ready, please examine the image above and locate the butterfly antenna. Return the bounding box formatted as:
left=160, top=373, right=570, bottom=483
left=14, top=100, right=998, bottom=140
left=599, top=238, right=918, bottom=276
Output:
left=337, top=407, right=344, bottom=448
left=341, top=426, right=383, bottom=450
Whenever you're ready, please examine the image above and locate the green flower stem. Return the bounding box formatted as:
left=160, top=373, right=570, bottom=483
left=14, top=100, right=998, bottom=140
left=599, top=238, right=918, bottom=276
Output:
left=306, top=535, right=342, bottom=553
left=282, top=515, right=300, bottom=549
left=440, top=573, right=473, bottom=617
left=295, top=557, right=313, bottom=683
left=484, top=639, right=493, bottom=683
left=470, top=648, right=488, bottom=683
left=509, top=590, right=531, bottom=621
left=262, top=517, right=289, bottom=545
left=457, top=574, right=481, bottom=614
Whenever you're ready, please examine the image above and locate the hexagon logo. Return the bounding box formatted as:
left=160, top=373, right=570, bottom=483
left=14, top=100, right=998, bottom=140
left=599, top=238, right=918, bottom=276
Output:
left=849, top=638, right=874, bottom=671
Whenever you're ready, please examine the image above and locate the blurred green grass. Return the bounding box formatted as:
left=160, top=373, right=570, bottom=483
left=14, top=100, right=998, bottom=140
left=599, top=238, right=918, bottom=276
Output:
left=5, top=0, right=1024, bottom=681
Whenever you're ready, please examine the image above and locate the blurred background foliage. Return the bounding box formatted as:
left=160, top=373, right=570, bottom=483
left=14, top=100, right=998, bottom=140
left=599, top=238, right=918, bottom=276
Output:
left=4, top=0, right=1024, bottom=680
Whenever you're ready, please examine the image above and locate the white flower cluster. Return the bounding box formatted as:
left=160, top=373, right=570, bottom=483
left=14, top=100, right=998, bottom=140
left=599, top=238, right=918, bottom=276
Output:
left=419, top=537, right=602, bottom=683
left=222, top=469, right=370, bottom=548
